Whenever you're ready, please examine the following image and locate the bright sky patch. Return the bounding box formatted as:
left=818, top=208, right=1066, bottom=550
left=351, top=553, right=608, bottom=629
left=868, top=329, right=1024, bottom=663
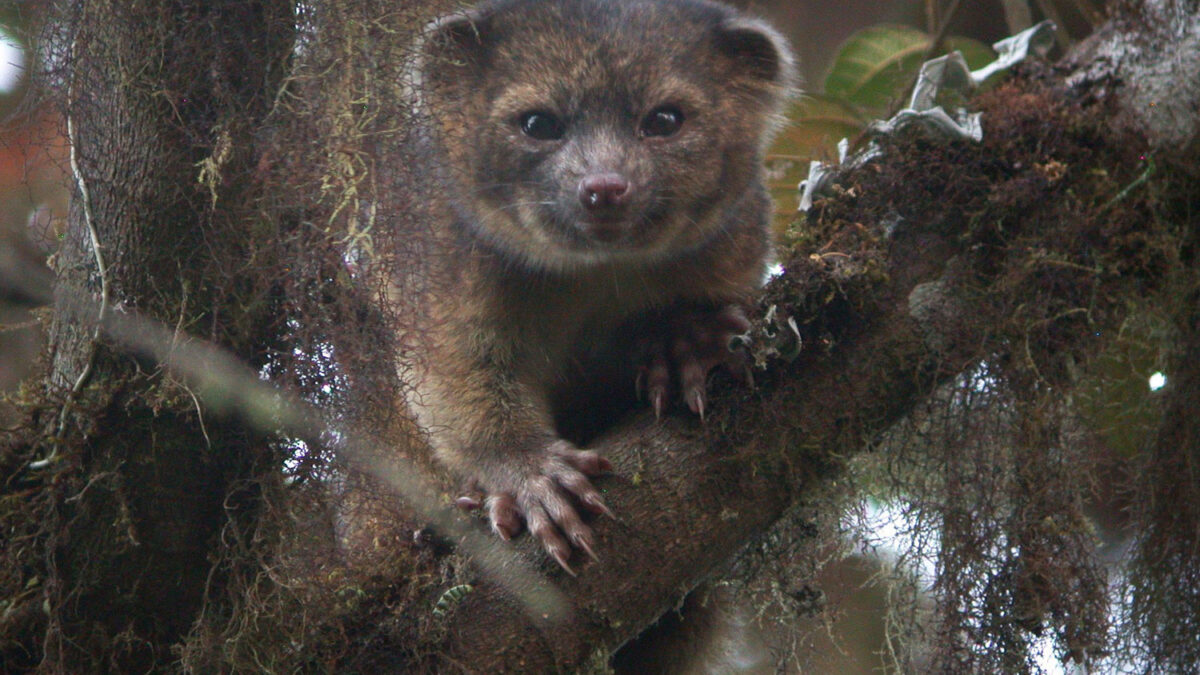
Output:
left=0, top=28, right=23, bottom=94
left=1149, top=371, right=1166, bottom=391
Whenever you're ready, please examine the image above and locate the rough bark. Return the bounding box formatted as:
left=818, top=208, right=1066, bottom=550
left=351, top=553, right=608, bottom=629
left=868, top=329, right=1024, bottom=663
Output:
left=1063, top=0, right=1200, bottom=151
left=36, top=1, right=292, bottom=671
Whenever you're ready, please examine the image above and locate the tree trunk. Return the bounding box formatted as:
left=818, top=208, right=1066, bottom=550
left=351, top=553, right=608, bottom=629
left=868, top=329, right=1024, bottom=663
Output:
left=35, top=1, right=292, bottom=671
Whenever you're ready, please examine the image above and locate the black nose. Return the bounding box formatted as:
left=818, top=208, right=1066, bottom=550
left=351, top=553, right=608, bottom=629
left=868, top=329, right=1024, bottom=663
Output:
left=578, top=173, right=631, bottom=210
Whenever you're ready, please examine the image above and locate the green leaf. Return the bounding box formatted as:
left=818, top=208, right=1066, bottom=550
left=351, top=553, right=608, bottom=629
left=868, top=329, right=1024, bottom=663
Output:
left=824, top=25, right=932, bottom=112
left=771, top=94, right=865, bottom=160
left=824, top=25, right=995, bottom=113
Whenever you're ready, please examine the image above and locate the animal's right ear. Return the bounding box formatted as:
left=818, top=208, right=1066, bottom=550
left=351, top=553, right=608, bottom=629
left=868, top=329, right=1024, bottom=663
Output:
left=418, top=10, right=489, bottom=91
left=713, top=16, right=796, bottom=94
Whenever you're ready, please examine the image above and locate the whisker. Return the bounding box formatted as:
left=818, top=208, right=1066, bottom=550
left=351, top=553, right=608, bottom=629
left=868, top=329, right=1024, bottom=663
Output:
left=468, top=181, right=546, bottom=197
left=477, top=200, right=556, bottom=221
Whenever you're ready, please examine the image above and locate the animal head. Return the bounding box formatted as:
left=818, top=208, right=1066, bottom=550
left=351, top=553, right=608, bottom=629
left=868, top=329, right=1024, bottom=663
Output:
left=417, top=0, right=795, bottom=271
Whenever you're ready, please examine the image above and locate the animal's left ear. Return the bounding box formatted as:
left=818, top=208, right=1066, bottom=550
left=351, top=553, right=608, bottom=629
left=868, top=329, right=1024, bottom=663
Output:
left=714, top=17, right=797, bottom=93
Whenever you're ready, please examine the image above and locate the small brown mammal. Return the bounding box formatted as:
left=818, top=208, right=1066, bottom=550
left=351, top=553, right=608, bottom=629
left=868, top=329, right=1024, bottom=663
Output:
left=399, top=0, right=794, bottom=572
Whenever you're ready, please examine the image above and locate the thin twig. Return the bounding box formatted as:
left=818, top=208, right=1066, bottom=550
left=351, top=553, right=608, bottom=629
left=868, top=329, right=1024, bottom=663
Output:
left=1099, top=159, right=1156, bottom=213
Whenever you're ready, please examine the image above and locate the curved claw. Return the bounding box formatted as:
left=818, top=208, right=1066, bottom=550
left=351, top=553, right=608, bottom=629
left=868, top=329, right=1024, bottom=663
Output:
left=581, top=491, right=616, bottom=520
left=573, top=532, right=601, bottom=563
left=455, top=495, right=482, bottom=511
left=636, top=304, right=751, bottom=420
left=487, top=494, right=522, bottom=541
left=474, top=443, right=614, bottom=574
left=688, top=390, right=705, bottom=420
left=551, top=548, right=577, bottom=576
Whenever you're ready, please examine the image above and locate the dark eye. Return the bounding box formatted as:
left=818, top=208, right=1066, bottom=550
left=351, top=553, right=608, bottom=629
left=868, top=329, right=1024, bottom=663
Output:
left=640, top=105, right=685, bottom=138
left=519, top=111, right=565, bottom=141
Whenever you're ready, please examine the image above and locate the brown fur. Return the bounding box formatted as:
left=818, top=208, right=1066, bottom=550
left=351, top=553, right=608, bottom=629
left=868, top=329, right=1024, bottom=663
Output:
left=393, top=0, right=794, bottom=569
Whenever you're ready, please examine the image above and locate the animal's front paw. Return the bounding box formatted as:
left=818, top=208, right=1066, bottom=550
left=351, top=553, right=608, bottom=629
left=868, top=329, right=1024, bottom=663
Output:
left=637, top=304, right=752, bottom=419
left=458, top=440, right=613, bottom=574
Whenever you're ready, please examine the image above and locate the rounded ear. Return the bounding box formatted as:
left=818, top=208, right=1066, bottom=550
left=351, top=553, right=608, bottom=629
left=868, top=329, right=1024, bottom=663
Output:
left=424, top=10, right=485, bottom=63
left=417, top=9, right=490, bottom=93
left=713, top=16, right=797, bottom=91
